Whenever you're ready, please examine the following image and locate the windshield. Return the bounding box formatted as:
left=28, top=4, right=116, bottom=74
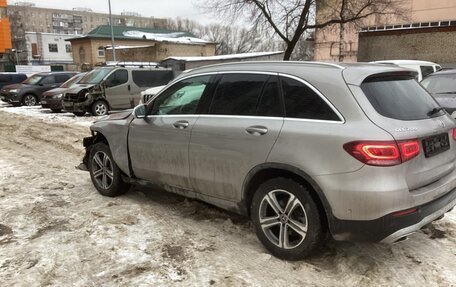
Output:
left=361, top=76, right=444, bottom=120
left=79, top=69, right=111, bottom=84
left=60, top=73, right=85, bottom=88
left=421, top=74, right=456, bottom=94
left=22, top=75, right=44, bottom=85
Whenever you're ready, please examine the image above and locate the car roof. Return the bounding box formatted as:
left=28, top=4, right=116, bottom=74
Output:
left=182, top=61, right=416, bottom=86
left=423, top=69, right=456, bottom=77
left=373, top=60, right=439, bottom=66
left=34, top=72, right=78, bottom=76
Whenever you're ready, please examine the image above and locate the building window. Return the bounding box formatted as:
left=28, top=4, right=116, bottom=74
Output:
left=66, top=44, right=72, bottom=53
left=97, top=46, right=105, bottom=58
left=49, top=44, right=58, bottom=53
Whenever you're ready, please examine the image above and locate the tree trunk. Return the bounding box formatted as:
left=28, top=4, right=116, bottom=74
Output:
left=338, top=22, right=345, bottom=62
left=283, top=39, right=299, bottom=60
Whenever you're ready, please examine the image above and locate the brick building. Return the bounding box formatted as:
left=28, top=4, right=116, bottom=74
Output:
left=314, top=0, right=456, bottom=64
left=67, top=25, right=216, bottom=69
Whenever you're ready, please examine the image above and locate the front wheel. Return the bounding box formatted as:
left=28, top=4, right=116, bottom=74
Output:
left=89, top=143, right=130, bottom=197
left=92, top=101, right=109, bottom=116
left=251, top=177, right=323, bottom=260
left=22, top=94, right=37, bottom=106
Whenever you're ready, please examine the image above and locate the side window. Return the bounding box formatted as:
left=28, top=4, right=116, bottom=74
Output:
left=132, top=70, right=174, bottom=87
left=55, top=75, right=70, bottom=83
left=40, top=76, right=56, bottom=85
left=420, top=66, right=434, bottom=79
left=106, top=69, right=128, bottom=88
left=209, top=74, right=268, bottom=116
left=281, top=77, right=340, bottom=121
left=150, top=75, right=211, bottom=115
left=256, top=76, right=282, bottom=117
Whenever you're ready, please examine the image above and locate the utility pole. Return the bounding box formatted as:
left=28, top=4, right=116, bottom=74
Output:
left=108, top=0, right=116, bottom=62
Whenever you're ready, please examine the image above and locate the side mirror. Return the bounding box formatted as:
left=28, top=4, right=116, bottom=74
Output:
left=133, top=104, right=147, bottom=119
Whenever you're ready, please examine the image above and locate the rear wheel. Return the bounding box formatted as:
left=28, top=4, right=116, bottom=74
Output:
left=251, top=177, right=323, bottom=260
left=89, top=143, right=129, bottom=197
left=92, top=101, right=109, bottom=116
left=22, top=94, right=37, bottom=106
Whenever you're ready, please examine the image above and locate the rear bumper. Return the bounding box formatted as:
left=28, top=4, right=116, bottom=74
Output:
left=330, top=187, right=456, bottom=242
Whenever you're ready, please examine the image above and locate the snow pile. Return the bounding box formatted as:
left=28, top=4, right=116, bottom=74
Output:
left=0, top=102, right=95, bottom=127
left=122, top=31, right=211, bottom=44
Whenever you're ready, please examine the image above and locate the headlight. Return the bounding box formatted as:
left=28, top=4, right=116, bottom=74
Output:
left=9, top=89, right=19, bottom=93
left=53, top=93, right=63, bottom=99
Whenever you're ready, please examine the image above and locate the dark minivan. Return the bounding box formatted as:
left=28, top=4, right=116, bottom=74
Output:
left=0, top=72, right=77, bottom=106
left=0, top=73, right=27, bottom=89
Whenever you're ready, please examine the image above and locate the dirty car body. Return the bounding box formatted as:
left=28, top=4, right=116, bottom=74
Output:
left=80, top=61, right=456, bottom=259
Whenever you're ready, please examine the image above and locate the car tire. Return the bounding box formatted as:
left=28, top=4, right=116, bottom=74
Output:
left=92, top=101, right=109, bottom=116
left=22, top=94, right=37, bottom=106
left=89, top=142, right=130, bottom=197
left=73, top=111, right=86, bottom=117
left=51, top=109, right=62, bottom=113
left=251, top=177, right=323, bottom=260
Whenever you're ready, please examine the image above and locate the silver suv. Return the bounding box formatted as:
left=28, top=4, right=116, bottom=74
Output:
left=80, top=62, right=456, bottom=260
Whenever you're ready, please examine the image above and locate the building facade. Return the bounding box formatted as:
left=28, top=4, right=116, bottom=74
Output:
left=0, top=0, right=11, bottom=54
left=67, top=25, right=216, bottom=69
left=25, top=32, right=77, bottom=65
left=8, top=2, right=168, bottom=63
left=314, top=0, right=456, bottom=63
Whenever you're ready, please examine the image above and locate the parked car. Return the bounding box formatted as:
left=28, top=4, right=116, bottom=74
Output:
left=63, top=67, right=174, bottom=116
left=0, top=73, right=27, bottom=89
left=79, top=62, right=456, bottom=260
left=372, top=60, right=441, bottom=81
left=41, top=73, right=86, bottom=113
left=421, top=69, right=456, bottom=118
left=0, top=72, right=77, bottom=106
left=139, top=85, right=166, bottom=104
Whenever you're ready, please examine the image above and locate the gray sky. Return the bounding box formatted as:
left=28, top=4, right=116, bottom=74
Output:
left=12, top=0, right=217, bottom=24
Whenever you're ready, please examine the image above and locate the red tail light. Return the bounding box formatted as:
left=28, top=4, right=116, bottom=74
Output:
left=453, top=128, right=456, bottom=141
left=344, top=139, right=420, bottom=166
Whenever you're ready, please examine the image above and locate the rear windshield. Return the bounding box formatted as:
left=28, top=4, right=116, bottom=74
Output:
left=421, top=74, right=456, bottom=94
left=361, top=76, right=444, bottom=120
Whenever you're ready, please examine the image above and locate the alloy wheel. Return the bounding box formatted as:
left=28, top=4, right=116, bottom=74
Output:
left=23, top=95, right=36, bottom=106
left=91, top=151, right=114, bottom=189
left=94, top=103, right=107, bottom=116
left=258, top=189, right=308, bottom=249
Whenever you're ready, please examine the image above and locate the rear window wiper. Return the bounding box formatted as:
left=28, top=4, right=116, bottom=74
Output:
left=427, top=107, right=445, bottom=116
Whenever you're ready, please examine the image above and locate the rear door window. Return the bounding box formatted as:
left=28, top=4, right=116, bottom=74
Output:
left=132, top=70, right=174, bottom=87
left=256, top=76, right=283, bottom=117
left=281, top=76, right=340, bottom=121
left=209, top=74, right=268, bottom=116
left=361, top=76, right=444, bottom=120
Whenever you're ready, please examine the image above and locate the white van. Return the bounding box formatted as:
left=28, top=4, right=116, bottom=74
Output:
left=371, top=60, right=442, bottom=81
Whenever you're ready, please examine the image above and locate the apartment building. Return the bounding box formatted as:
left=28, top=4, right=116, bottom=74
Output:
left=8, top=2, right=167, bottom=62
left=0, top=0, right=11, bottom=54
left=24, top=32, right=78, bottom=65
left=314, top=0, right=456, bottom=64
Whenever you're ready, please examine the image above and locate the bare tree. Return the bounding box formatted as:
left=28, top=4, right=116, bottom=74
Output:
left=200, top=0, right=404, bottom=60
left=203, top=24, right=262, bottom=55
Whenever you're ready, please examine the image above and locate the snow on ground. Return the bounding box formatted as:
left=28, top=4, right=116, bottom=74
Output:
left=0, top=101, right=96, bottom=127
left=0, top=110, right=455, bottom=286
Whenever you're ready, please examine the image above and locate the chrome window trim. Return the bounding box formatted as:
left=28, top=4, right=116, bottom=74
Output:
left=147, top=70, right=346, bottom=124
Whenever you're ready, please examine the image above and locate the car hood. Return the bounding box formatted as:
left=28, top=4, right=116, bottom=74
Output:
left=43, top=87, right=68, bottom=96
left=2, top=83, right=28, bottom=90
left=66, top=83, right=96, bottom=94
left=94, top=110, right=133, bottom=123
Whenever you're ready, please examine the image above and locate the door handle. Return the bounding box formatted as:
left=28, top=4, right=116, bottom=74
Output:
left=246, top=126, right=268, bottom=136
left=173, top=120, right=189, bottom=129
left=127, top=84, right=131, bottom=91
